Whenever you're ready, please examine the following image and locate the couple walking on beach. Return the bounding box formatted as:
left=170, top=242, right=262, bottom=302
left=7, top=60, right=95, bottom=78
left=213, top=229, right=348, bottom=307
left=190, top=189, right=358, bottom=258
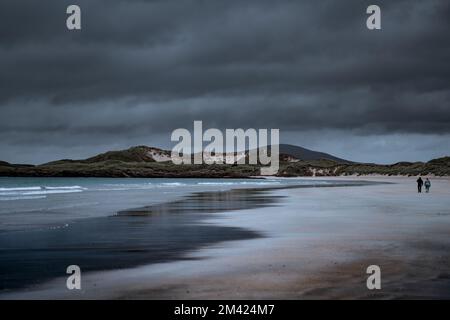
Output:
left=417, top=177, right=431, bottom=193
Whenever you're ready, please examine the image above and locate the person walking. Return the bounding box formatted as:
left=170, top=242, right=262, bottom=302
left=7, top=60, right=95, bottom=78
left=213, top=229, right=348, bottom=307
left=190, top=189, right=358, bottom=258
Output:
left=417, top=176, right=424, bottom=193
left=425, top=178, right=431, bottom=193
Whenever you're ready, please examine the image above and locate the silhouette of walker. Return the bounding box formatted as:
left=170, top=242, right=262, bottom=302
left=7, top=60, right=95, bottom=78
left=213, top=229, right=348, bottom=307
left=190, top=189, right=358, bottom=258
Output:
left=417, top=177, right=424, bottom=193
left=424, top=178, right=431, bottom=193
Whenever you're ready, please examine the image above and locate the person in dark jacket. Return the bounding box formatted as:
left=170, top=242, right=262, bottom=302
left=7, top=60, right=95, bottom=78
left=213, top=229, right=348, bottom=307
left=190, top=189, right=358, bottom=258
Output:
left=417, top=177, right=424, bottom=193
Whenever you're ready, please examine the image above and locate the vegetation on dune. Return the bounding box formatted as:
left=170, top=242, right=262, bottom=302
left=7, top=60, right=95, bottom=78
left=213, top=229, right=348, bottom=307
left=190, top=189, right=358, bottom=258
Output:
left=0, top=161, right=260, bottom=178
left=1, top=146, right=449, bottom=177
left=43, top=146, right=167, bottom=166
left=0, top=161, right=11, bottom=167
left=277, top=157, right=450, bottom=177
left=83, top=146, right=159, bottom=163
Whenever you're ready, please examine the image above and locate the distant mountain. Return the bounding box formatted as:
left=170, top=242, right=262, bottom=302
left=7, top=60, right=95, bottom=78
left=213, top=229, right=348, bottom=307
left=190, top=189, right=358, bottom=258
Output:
left=0, top=160, right=33, bottom=168
left=191, top=144, right=351, bottom=164
left=43, top=146, right=171, bottom=165
left=66, top=144, right=350, bottom=165
left=1, top=145, right=449, bottom=177
left=0, top=161, right=11, bottom=167
left=84, top=146, right=171, bottom=163
left=278, top=144, right=352, bottom=163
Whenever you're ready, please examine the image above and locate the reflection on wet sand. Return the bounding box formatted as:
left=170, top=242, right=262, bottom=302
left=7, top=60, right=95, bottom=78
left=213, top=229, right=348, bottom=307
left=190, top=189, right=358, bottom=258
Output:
left=0, top=180, right=376, bottom=292
left=1, top=186, right=286, bottom=291
left=118, top=188, right=284, bottom=216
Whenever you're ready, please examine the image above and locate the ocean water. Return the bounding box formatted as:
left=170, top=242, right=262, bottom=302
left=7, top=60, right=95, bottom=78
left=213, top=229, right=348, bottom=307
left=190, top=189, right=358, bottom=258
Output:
left=0, top=177, right=294, bottom=232
left=0, top=177, right=348, bottom=292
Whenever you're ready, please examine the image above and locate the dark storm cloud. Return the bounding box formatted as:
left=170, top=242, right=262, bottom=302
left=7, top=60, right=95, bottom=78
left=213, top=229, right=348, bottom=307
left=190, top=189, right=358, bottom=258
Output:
left=0, top=0, right=450, bottom=163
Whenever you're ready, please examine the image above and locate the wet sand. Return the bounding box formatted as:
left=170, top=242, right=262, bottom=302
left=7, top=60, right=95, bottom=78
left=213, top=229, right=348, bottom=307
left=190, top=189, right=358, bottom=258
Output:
left=3, top=177, right=450, bottom=299
left=0, top=188, right=276, bottom=292
left=0, top=179, right=365, bottom=293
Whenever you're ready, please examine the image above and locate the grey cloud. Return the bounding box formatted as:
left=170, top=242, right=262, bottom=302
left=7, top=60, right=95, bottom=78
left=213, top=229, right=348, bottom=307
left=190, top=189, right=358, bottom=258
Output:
left=0, top=0, right=449, bottom=163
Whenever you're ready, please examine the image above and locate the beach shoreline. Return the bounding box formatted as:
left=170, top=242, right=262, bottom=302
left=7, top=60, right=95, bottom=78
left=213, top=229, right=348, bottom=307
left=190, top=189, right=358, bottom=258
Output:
left=2, top=177, right=450, bottom=299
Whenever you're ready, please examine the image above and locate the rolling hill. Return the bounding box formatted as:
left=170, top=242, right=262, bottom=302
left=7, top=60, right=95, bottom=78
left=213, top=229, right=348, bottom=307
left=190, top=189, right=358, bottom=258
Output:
left=278, top=144, right=351, bottom=163
left=0, top=145, right=449, bottom=177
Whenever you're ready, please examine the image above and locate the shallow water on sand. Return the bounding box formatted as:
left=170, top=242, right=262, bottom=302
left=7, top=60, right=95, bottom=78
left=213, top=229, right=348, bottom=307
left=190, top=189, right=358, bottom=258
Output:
left=0, top=177, right=372, bottom=292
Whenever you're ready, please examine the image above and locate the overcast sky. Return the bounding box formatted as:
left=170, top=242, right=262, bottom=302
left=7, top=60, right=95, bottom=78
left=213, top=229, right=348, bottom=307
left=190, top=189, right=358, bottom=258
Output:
left=1, top=0, right=449, bottom=164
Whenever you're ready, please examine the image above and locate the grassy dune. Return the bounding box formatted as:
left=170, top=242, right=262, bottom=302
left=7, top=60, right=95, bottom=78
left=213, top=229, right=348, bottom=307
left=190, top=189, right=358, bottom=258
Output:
left=1, top=145, right=449, bottom=177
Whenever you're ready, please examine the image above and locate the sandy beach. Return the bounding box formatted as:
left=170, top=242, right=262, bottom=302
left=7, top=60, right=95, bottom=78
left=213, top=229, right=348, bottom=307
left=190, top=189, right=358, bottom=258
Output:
left=2, top=176, right=450, bottom=300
